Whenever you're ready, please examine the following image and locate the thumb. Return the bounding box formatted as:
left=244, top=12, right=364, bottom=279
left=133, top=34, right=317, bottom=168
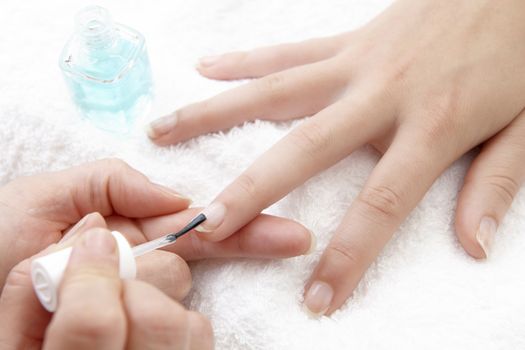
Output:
left=455, top=115, right=525, bottom=259
left=44, top=228, right=126, bottom=350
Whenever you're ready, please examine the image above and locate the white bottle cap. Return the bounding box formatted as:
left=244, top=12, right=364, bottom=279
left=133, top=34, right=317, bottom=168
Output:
left=31, top=231, right=136, bottom=312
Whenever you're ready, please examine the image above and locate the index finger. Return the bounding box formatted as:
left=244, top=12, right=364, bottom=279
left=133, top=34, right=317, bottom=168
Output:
left=195, top=91, right=393, bottom=241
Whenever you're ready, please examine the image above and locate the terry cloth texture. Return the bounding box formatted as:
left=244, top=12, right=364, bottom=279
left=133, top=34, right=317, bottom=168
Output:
left=1, top=1, right=524, bottom=349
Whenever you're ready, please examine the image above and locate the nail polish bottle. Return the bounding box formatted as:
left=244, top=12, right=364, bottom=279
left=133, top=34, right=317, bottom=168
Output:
left=59, top=6, right=153, bottom=133
left=31, top=231, right=136, bottom=312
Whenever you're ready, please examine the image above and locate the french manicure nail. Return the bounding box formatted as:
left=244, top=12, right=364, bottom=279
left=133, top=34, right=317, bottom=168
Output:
left=195, top=202, right=227, bottom=233
left=60, top=213, right=92, bottom=242
left=198, top=55, right=221, bottom=68
left=304, top=281, right=333, bottom=317
left=305, top=230, right=317, bottom=255
left=476, top=216, right=497, bottom=259
left=147, top=113, right=178, bottom=139
left=82, top=229, right=115, bottom=255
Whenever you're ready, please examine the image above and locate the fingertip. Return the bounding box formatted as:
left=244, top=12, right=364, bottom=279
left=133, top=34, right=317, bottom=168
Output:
left=152, top=183, right=193, bottom=206
left=476, top=216, right=497, bottom=259
left=195, top=56, right=225, bottom=80
left=454, top=206, right=488, bottom=260
left=236, top=215, right=314, bottom=258
left=196, top=55, right=222, bottom=69
left=188, top=311, right=214, bottom=350
left=149, top=134, right=180, bottom=147
left=145, top=123, right=159, bottom=140
left=195, top=202, right=227, bottom=234
left=267, top=220, right=315, bottom=257
left=305, top=230, right=317, bottom=255
left=146, top=114, right=178, bottom=141
left=195, top=52, right=252, bottom=81
left=303, top=280, right=333, bottom=317
left=455, top=183, right=499, bottom=260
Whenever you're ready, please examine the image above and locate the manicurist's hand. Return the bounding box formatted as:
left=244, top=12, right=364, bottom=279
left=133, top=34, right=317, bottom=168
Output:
left=0, top=228, right=213, bottom=350
left=0, top=159, right=314, bottom=300
left=148, top=0, right=525, bottom=315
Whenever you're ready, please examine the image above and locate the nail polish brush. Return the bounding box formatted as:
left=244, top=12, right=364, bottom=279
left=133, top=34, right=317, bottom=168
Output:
left=31, top=213, right=207, bottom=312
left=131, top=213, right=206, bottom=257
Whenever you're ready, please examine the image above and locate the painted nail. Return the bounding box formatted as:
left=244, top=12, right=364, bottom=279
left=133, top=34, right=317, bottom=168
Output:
left=304, top=281, right=333, bottom=317
left=60, top=213, right=92, bottom=243
left=198, top=55, right=221, bottom=68
left=153, top=183, right=193, bottom=204
left=195, top=202, right=227, bottom=233
left=82, top=228, right=115, bottom=255
left=304, top=230, right=317, bottom=255
left=476, top=216, right=497, bottom=259
left=146, top=113, right=178, bottom=139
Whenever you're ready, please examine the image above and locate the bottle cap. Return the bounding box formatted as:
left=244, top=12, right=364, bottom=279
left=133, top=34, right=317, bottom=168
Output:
left=31, top=231, right=136, bottom=312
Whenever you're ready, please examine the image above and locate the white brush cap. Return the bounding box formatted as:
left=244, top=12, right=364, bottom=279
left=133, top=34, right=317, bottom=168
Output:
left=31, top=230, right=136, bottom=312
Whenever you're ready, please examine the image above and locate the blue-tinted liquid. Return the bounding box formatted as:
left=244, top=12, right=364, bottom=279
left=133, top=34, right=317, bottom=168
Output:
left=61, top=26, right=153, bottom=133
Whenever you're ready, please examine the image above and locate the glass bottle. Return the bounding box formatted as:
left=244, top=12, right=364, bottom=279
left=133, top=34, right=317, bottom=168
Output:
left=59, top=6, right=153, bottom=133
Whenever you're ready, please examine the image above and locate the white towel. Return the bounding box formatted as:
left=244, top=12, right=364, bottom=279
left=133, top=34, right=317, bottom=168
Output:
left=1, top=1, right=525, bottom=349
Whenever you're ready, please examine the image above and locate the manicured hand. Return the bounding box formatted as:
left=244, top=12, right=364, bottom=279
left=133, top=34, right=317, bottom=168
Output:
left=148, top=0, right=525, bottom=315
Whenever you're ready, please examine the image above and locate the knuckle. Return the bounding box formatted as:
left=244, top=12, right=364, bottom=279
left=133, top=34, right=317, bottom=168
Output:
left=325, top=243, right=364, bottom=270
left=165, top=254, right=192, bottom=298
left=287, top=121, right=333, bottom=160
left=357, top=185, right=403, bottom=221
left=4, top=260, right=31, bottom=289
left=485, top=173, right=519, bottom=205
left=57, top=307, right=123, bottom=340
left=189, top=312, right=214, bottom=345
left=417, top=113, right=456, bottom=146
left=186, top=233, right=206, bottom=258
left=98, top=158, right=129, bottom=172
left=256, top=73, right=287, bottom=104
left=95, top=158, right=137, bottom=186
left=415, top=89, right=466, bottom=147
left=234, top=173, right=260, bottom=201
left=133, top=305, right=181, bottom=335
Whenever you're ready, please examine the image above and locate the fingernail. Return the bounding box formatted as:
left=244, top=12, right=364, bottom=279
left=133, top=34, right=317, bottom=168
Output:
left=304, top=230, right=317, bottom=255
left=476, top=216, right=497, bottom=259
left=172, top=194, right=193, bottom=205
left=195, top=202, right=227, bottom=233
left=304, top=281, right=333, bottom=317
left=82, top=229, right=116, bottom=255
left=147, top=113, right=178, bottom=139
left=60, top=213, right=92, bottom=243
left=153, top=183, right=193, bottom=204
left=198, top=55, right=221, bottom=68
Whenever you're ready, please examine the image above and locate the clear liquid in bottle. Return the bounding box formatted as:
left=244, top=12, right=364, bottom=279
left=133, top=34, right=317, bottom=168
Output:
left=59, top=6, right=153, bottom=133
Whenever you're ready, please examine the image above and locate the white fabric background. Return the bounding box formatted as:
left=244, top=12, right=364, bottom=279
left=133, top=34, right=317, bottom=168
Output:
left=1, top=1, right=525, bottom=349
